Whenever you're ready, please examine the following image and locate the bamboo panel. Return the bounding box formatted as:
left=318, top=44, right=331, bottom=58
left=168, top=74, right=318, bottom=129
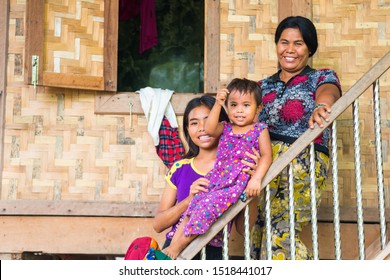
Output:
left=2, top=86, right=171, bottom=203
left=313, top=0, right=390, bottom=208
left=44, top=0, right=104, bottom=76
left=219, top=0, right=278, bottom=83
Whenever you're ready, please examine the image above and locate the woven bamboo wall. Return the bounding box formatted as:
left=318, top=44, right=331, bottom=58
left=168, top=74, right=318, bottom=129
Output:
left=2, top=0, right=390, bottom=210
left=313, top=0, right=390, bottom=208
left=3, top=0, right=169, bottom=203
left=2, top=84, right=171, bottom=202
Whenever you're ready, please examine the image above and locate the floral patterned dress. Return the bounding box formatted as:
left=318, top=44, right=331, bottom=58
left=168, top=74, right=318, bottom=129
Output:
left=183, top=121, right=268, bottom=236
left=251, top=66, right=341, bottom=260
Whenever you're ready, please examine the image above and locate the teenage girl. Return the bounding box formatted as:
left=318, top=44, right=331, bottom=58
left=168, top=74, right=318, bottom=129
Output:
left=153, top=95, right=260, bottom=259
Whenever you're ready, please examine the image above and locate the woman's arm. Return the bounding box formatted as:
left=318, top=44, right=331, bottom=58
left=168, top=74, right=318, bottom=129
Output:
left=308, top=83, right=341, bottom=129
left=245, top=128, right=273, bottom=197
left=153, top=178, right=210, bottom=233
left=153, top=186, right=191, bottom=233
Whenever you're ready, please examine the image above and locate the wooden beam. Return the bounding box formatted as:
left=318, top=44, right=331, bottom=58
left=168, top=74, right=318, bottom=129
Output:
left=43, top=73, right=104, bottom=91
left=1, top=199, right=389, bottom=224
left=24, top=0, right=44, bottom=86
left=205, top=0, right=220, bottom=92
left=0, top=200, right=159, bottom=217
left=103, top=0, right=118, bottom=91
left=95, top=92, right=209, bottom=115
left=278, top=0, right=312, bottom=22
left=0, top=216, right=167, bottom=255
left=317, top=206, right=390, bottom=223
left=277, top=0, right=313, bottom=66
left=0, top=0, right=9, bottom=194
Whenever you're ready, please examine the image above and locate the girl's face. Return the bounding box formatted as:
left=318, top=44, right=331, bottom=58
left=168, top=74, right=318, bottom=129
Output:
left=226, top=90, right=259, bottom=127
left=187, top=105, right=219, bottom=150
left=276, top=27, right=310, bottom=78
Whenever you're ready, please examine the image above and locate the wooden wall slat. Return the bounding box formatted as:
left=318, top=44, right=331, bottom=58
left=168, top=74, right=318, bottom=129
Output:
left=24, top=0, right=44, bottom=86
left=95, top=92, right=208, bottom=115
left=0, top=0, right=9, bottom=195
left=1, top=200, right=389, bottom=224
left=103, top=0, right=118, bottom=91
left=0, top=200, right=158, bottom=217
left=205, top=0, right=220, bottom=92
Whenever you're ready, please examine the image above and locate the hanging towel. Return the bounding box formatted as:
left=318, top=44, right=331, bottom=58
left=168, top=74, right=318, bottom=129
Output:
left=137, top=87, right=178, bottom=146
left=139, top=0, right=158, bottom=54
left=156, top=116, right=185, bottom=169
left=137, top=87, right=184, bottom=168
left=119, top=0, right=140, bottom=21
left=119, top=0, right=158, bottom=54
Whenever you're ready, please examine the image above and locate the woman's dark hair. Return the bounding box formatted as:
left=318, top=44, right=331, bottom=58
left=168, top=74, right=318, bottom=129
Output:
left=226, top=78, right=262, bottom=106
left=275, top=16, right=318, bottom=57
left=183, top=95, right=229, bottom=158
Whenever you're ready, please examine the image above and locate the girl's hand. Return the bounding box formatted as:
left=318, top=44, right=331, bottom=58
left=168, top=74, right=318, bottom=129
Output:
left=216, top=88, right=229, bottom=106
left=189, top=177, right=209, bottom=199
left=245, top=177, right=261, bottom=197
left=242, top=147, right=260, bottom=176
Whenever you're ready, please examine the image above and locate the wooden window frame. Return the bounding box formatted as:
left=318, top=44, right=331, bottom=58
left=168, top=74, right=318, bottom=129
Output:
left=95, top=0, right=220, bottom=115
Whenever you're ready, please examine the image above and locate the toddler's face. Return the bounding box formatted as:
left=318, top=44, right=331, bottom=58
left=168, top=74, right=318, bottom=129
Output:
left=227, top=90, right=259, bottom=126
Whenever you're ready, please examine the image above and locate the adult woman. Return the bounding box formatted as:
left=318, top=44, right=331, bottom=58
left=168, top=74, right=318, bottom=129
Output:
left=153, top=95, right=259, bottom=259
left=251, top=16, right=342, bottom=260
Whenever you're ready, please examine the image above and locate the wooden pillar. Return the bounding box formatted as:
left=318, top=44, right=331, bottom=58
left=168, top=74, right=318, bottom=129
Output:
left=278, top=0, right=313, bottom=66
left=278, top=0, right=312, bottom=22
left=0, top=0, right=10, bottom=191
left=205, top=0, right=220, bottom=93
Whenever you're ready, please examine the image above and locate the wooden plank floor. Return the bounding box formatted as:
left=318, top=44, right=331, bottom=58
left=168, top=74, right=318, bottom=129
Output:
left=1, top=216, right=388, bottom=259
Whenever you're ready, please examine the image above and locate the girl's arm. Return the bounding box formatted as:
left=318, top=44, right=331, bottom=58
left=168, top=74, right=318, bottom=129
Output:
left=245, top=128, right=273, bottom=197
left=204, top=89, right=228, bottom=138
left=153, top=186, right=191, bottom=233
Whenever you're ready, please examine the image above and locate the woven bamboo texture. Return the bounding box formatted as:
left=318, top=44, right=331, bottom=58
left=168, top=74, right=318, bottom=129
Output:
left=2, top=0, right=390, bottom=209
left=44, top=0, right=104, bottom=76
left=311, top=0, right=390, bottom=208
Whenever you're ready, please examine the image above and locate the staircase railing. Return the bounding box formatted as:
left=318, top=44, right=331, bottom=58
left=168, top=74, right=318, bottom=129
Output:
left=177, top=51, right=390, bottom=260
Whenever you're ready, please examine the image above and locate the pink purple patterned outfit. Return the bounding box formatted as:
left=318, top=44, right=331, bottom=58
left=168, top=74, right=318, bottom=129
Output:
left=183, top=121, right=268, bottom=236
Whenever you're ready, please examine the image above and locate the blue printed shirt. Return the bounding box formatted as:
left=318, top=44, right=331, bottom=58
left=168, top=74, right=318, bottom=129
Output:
left=258, top=66, right=342, bottom=154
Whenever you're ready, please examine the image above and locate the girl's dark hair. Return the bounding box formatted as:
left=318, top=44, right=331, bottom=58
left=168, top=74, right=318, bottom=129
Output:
left=226, top=78, right=262, bottom=106
left=275, top=16, right=318, bottom=57
left=183, top=95, right=229, bottom=158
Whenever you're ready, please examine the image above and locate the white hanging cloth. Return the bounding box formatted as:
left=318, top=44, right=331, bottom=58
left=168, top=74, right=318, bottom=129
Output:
left=137, top=87, right=178, bottom=146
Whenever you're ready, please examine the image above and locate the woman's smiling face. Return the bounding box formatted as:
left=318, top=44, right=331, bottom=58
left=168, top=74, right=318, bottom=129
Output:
left=187, top=105, right=218, bottom=150
left=276, top=27, right=310, bottom=78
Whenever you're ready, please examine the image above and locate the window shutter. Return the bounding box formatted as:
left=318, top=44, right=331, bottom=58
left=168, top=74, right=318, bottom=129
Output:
left=25, top=0, right=117, bottom=91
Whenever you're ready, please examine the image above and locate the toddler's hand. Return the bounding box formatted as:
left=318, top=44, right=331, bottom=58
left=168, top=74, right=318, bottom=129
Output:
left=216, top=88, right=229, bottom=106
left=245, top=177, right=262, bottom=197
